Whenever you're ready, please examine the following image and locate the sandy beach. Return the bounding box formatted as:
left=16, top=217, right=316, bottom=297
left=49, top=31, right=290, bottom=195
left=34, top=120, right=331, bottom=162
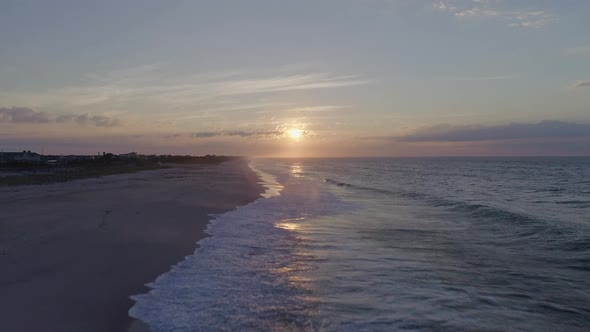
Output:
left=0, top=159, right=262, bottom=332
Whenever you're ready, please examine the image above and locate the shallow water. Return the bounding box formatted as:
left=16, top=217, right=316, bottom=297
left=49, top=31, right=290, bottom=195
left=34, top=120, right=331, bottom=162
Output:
left=130, top=157, right=590, bottom=331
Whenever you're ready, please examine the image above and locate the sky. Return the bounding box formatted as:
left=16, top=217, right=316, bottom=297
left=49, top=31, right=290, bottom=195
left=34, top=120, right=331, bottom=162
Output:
left=1, top=0, right=589, bottom=157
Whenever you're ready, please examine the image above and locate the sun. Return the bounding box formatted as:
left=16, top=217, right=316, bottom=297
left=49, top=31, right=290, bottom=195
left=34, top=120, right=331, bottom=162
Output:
left=287, top=129, right=303, bottom=139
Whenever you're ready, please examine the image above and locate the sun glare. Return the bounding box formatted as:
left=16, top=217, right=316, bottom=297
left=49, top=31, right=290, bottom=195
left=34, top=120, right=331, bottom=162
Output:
left=287, top=129, right=303, bottom=139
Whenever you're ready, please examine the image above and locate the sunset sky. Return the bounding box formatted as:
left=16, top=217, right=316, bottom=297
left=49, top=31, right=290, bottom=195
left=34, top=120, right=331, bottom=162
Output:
left=1, top=0, right=589, bottom=157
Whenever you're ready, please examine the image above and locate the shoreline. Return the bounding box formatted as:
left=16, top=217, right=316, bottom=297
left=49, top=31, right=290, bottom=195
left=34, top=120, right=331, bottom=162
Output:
left=0, top=159, right=263, bottom=331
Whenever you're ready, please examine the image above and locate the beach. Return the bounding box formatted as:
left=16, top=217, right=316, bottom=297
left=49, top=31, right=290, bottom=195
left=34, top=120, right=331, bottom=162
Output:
left=0, top=159, right=262, bottom=332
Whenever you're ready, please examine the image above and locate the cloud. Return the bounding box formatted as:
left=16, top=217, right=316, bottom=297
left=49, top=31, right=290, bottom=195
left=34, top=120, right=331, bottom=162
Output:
left=432, top=1, right=556, bottom=28
left=226, top=130, right=283, bottom=138
left=507, top=10, right=556, bottom=29
left=454, top=74, right=516, bottom=81
left=572, top=80, right=590, bottom=88
left=4, top=67, right=370, bottom=113
left=190, top=132, right=219, bottom=138
left=0, top=107, right=51, bottom=123
left=215, top=74, right=369, bottom=95
left=0, top=106, right=120, bottom=127
left=189, top=130, right=283, bottom=139
left=564, top=46, right=590, bottom=55
left=285, top=105, right=343, bottom=112
left=395, top=120, right=590, bottom=142
left=55, top=113, right=120, bottom=127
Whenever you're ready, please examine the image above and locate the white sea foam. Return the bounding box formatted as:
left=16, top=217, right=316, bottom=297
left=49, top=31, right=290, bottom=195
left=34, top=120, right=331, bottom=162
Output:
left=129, top=160, right=351, bottom=331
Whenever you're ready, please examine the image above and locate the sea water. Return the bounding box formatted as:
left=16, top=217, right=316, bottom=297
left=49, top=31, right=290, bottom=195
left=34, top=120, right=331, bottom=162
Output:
left=130, top=157, right=590, bottom=331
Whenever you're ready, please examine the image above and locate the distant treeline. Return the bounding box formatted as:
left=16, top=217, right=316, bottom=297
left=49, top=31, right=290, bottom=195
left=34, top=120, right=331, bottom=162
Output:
left=0, top=153, right=239, bottom=168
left=0, top=154, right=241, bottom=186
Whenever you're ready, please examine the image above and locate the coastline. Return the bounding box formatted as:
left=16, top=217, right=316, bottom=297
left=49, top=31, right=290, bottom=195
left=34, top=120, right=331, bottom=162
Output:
left=0, top=159, right=263, bottom=332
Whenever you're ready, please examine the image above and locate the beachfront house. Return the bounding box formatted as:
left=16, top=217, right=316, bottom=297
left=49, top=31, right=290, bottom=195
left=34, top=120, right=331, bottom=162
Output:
left=119, top=152, right=139, bottom=160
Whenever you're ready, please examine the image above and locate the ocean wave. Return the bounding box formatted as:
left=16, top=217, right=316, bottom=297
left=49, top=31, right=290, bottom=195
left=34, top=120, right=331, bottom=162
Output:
left=323, top=177, right=588, bottom=248
left=130, top=172, right=356, bottom=330
left=324, top=178, right=354, bottom=187
left=555, top=200, right=590, bottom=205
left=535, top=187, right=566, bottom=193
left=324, top=178, right=534, bottom=224
left=324, top=178, right=404, bottom=197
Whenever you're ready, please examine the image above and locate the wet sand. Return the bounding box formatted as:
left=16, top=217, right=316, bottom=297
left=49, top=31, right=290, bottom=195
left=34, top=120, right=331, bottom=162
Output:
left=0, top=159, right=262, bottom=332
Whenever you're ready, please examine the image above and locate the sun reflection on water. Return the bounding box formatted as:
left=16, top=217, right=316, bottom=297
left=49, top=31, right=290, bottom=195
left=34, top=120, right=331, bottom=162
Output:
left=271, top=260, right=316, bottom=292
left=274, top=217, right=306, bottom=231
left=269, top=216, right=318, bottom=325
left=275, top=222, right=300, bottom=231
left=250, top=162, right=283, bottom=198
left=290, top=163, right=303, bottom=177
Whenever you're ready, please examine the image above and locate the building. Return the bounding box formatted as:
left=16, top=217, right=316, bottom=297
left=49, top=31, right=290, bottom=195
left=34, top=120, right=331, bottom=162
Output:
left=0, top=151, right=42, bottom=164
left=118, top=152, right=138, bottom=159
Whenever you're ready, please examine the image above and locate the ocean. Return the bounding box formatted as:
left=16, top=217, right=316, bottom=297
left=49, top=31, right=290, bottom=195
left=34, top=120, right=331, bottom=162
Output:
left=130, top=157, right=590, bottom=331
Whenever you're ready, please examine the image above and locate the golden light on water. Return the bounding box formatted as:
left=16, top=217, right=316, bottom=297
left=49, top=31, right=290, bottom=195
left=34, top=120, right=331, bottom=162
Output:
left=275, top=222, right=299, bottom=231
left=274, top=217, right=306, bottom=231
left=290, top=163, right=303, bottom=177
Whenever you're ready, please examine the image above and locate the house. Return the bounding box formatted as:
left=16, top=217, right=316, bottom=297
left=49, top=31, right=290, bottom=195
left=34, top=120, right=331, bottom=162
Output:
left=118, top=152, right=138, bottom=159
left=0, top=151, right=42, bottom=164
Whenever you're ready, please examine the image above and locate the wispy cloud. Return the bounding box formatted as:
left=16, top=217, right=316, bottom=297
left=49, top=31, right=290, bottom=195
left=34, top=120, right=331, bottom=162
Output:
left=284, top=105, right=344, bottom=113
left=55, top=113, right=120, bottom=127
left=0, top=107, right=120, bottom=127
left=0, top=107, right=51, bottom=123
left=564, top=46, right=590, bottom=55
left=572, top=80, right=590, bottom=88
left=432, top=1, right=556, bottom=28
left=3, top=65, right=370, bottom=114
left=506, top=11, right=556, bottom=29
left=394, top=120, right=590, bottom=142
left=454, top=74, right=516, bottom=81
left=189, top=130, right=284, bottom=139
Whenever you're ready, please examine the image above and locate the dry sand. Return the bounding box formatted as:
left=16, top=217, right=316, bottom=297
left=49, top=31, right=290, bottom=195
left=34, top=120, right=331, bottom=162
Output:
left=0, top=159, right=262, bottom=332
